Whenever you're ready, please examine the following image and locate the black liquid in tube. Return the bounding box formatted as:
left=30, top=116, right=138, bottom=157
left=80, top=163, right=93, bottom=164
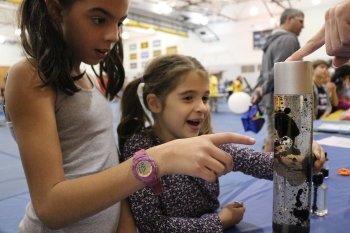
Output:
left=272, top=61, right=313, bottom=233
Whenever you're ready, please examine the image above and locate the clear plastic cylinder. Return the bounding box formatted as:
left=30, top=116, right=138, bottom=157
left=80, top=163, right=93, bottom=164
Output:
left=311, top=172, right=328, bottom=217
left=272, top=61, right=313, bottom=233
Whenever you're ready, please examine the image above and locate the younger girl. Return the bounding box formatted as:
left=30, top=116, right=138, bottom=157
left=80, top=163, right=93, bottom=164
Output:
left=5, top=0, right=256, bottom=232
left=118, top=54, right=325, bottom=232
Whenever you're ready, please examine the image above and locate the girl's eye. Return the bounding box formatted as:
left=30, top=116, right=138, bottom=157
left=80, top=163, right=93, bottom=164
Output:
left=92, top=17, right=106, bottom=24
left=184, top=96, right=193, bottom=101
left=202, top=96, right=209, bottom=103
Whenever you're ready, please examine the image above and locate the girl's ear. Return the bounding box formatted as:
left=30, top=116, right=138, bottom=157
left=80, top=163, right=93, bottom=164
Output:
left=45, top=0, right=63, bottom=22
left=146, top=94, right=162, bottom=113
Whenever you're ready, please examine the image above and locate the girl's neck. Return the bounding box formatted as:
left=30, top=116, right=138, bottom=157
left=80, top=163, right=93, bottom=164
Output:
left=71, top=64, right=86, bottom=81
left=71, top=62, right=83, bottom=76
left=152, top=125, right=172, bottom=143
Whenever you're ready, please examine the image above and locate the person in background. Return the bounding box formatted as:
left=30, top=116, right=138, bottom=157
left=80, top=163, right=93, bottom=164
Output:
left=287, top=0, right=350, bottom=67
left=251, top=8, right=305, bottom=152
left=4, top=0, right=256, bottom=232
left=324, top=66, right=339, bottom=113
left=233, top=76, right=243, bottom=93
left=117, top=54, right=326, bottom=233
left=312, top=59, right=334, bottom=119
left=332, top=64, right=350, bottom=110
left=209, top=74, right=220, bottom=112
left=225, top=80, right=234, bottom=100
left=0, top=78, right=5, bottom=125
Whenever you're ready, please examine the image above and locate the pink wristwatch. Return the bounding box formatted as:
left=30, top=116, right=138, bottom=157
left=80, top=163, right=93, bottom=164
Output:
left=132, top=149, right=163, bottom=194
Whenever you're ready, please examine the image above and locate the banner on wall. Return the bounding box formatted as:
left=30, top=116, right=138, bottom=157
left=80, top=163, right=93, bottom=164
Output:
left=166, top=46, right=177, bottom=55
left=141, top=42, right=149, bottom=49
left=153, top=50, right=162, bottom=57
left=253, top=29, right=272, bottom=50
left=129, top=43, right=137, bottom=51
left=130, top=53, right=137, bottom=60
left=141, top=51, right=149, bottom=59
left=152, top=40, right=161, bottom=47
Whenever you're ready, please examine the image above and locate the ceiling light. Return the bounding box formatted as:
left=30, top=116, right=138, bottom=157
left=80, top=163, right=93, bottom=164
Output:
left=199, top=16, right=209, bottom=26
left=312, top=0, right=321, bottom=5
left=154, top=2, right=173, bottom=15
left=0, top=35, right=6, bottom=44
left=191, top=13, right=209, bottom=25
left=121, top=31, right=130, bottom=40
left=249, top=6, right=258, bottom=16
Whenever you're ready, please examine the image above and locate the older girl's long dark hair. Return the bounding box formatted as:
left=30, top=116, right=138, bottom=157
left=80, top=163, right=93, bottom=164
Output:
left=18, top=0, right=124, bottom=100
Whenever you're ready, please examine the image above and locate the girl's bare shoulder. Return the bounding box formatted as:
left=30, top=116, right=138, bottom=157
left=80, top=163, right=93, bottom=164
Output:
left=7, top=58, right=40, bottom=85
left=6, top=58, right=54, bottom=106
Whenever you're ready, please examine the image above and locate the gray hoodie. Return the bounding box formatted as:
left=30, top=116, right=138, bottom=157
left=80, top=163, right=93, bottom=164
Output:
left=256, top=28, right=300, bottom=95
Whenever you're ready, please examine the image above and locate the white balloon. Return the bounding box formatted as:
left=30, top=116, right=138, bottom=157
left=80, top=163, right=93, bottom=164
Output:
left=228, top=92, right=251, bottom=114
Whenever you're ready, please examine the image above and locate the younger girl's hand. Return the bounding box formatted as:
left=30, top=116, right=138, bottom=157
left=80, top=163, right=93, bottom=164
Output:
left=219, top=201, right=245, bottom=229
left=312, top=141, right=326, bottom=173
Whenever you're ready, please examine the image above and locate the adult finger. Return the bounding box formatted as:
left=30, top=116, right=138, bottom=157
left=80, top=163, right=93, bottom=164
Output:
left=325, top=6, right=339, bottom=56
left=325, top=5, right=350, bottom=65
left=333, top=1, right=350, bottom=54
left=333, top=57, right=350, bottom=68
left=286, top=26, right=325, bottom=61
left=204, top=132, right=256, bottom=146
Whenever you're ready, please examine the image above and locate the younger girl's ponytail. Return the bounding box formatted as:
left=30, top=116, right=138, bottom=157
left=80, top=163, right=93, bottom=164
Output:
left=117, top=78, right=151, bottom=148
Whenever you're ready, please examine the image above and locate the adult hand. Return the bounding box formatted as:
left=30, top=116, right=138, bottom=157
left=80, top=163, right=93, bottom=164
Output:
left=251, top=87, right=263, bottom=105
left=147, top=132, right=255, bottom=182
left=287, top=0, right=350, bottom=67
left=219, top=201, right=245, bottom=229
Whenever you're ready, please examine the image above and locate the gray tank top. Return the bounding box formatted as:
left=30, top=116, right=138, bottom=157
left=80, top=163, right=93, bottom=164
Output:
left=19, top=80, right=120, bottom=232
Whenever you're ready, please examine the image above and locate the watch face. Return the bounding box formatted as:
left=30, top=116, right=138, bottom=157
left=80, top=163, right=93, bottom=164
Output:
left=136, top=160, right=153, bottom=177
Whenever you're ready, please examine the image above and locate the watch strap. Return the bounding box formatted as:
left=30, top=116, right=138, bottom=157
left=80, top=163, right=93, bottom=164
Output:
left=132, top=149, right=163, bottom=195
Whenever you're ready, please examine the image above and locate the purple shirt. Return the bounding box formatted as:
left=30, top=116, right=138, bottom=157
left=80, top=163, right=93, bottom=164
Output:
left=120, top=130, right=273, bottom=233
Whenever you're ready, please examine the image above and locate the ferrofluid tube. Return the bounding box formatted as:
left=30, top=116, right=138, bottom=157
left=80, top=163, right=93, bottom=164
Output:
left=272, top=61, right=313, bottom=233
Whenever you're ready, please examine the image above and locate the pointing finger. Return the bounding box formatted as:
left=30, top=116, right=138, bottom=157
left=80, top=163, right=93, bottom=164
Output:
left=287, top=26, right=325, bottom=61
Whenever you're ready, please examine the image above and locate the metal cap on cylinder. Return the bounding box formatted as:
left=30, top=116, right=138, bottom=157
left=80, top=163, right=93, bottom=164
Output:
left=274, top=61, right=313, bottom=95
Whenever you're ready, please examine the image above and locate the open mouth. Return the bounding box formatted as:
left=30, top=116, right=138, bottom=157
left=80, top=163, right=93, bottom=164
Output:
left=186, top=119, right=201, bottom=127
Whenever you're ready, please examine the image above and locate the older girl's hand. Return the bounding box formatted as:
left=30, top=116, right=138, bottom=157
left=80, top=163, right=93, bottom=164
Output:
left=147, top=132, right=255, bottom=182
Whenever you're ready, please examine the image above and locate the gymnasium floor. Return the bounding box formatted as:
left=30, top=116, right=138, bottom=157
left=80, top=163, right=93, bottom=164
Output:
left=0, top=100, right=265, bottom=233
